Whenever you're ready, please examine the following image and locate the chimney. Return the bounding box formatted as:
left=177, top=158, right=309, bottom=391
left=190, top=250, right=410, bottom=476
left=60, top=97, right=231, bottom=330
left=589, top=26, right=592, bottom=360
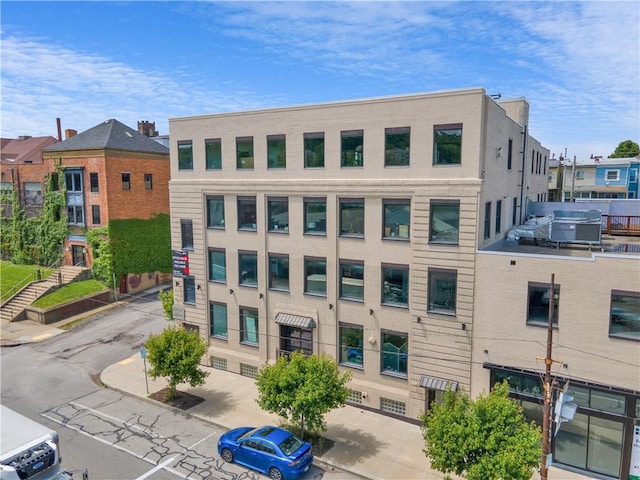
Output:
left=137, top=121, right=158, bottom=137
left=65, top=129, right=78, bottom=139
left=56, top=118, right=62, bottom=141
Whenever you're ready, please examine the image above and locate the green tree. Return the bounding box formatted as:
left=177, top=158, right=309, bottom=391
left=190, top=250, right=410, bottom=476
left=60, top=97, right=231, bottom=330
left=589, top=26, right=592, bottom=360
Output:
left=421, top=382, right=542, bottom=480
left=144, top=326, right=209, bottom=400
left=610, top=140, right=640, bottom=158
left=256, top=352, right=352, bottom=438
left=158, top=288, right=174, bottom=321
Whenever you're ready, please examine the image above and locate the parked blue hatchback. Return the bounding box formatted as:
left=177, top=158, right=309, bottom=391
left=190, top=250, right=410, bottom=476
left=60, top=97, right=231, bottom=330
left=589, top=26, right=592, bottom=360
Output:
left=217, top=425, right=313, bottom=480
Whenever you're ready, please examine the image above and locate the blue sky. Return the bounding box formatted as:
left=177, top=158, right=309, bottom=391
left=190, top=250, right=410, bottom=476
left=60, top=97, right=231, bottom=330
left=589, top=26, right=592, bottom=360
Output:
left=1, top=1, right=638, bottom=160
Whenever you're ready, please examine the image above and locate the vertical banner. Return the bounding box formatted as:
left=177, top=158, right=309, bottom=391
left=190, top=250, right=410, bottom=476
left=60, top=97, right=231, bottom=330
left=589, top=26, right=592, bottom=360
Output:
left=630, top=425, right=640, bottom=480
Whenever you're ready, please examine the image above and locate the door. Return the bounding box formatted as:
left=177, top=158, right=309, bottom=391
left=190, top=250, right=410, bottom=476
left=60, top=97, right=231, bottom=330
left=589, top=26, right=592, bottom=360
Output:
left=72, top=245, right=86, bottom=267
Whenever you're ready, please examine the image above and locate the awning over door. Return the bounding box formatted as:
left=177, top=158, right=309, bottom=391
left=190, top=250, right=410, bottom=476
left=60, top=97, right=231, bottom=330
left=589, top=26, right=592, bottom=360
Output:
left=274, top=313, right=316, bottom=328
left=419, top=375, right=458, bottom=391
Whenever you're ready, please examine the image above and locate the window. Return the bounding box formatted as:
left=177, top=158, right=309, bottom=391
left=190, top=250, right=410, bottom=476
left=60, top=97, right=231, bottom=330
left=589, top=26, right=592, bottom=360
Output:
left=609, top=290, right=639, bottom=339
left=205, top=138, right=222, bottom=170
left=382, top=264, right=408, bottom=307
left=67, top=205, right=84, bottom=225
left=383, top=199, right=410, bottom=239
left=184, top=277, right=196, bottom=304
left=91, top=205, right=101, bottom=225
left=0, top=182, right=13, bottom=194
left=121, top=173, right=130, bottom=190
left=304, top=257, right=326, bottom=296
left=507, top=139, right=513, bottom=170
left=178, top=141, right=193, bottom=170
left=280, top=325, right=312, bottom=356
left=605, top=169, right=619, bottom=181
left=484, top=201, right=491, bottom=239
left=527, top=282, right=559, bottom=325
left=630, top=169, right=638, bottom=183
left=385, top=127, right=410, bottom=166
left=144, top=173, right=152, bottom=190
left=495, top=199, right=502, bottom=234
left=90, top=173, right=99, bottom=193
left=236, top=137, right=254, bottom=169
left=267, top=134, right=286, bottom=168
left=339, top=260, right=364, bottom=301
left=575, top=170, right=585, bottom=180
left=512, top=197, right=518, bottom=226
left=210, top=302, right=227, bottom=338
left=267, top=197, right=288, bottom=232
left=429, top=200, right=460, bottom=244
left=239, top=251, right=258, bottom=287
left=65, top=171, right=82, bottom=192
left=433, top=124, right=462, bottom=165
left=340, top=198, right=364, bottom=237
left=237, top=196, right=257, bottom=230
left=339, top=324, right=363, bottom=366
left=240, top=307, right=259, bottom=345
left=304, top=132, right=324, bottom=168
left=381, top=331, right=408, bottom=376
left=269, top=254, right=289, bottom=291
left=208, top=248, right=226, bottom=282
left=24, top=182, right=42, bottom=205
left=181, top=219, right=194, bottom=250
left=428, top=269, right=457, bottom=314
left=206, top=196, right=225, bottom=228
left=304, top=198, right=326, bottom=234
left=341, top=130, right=364, bottom=167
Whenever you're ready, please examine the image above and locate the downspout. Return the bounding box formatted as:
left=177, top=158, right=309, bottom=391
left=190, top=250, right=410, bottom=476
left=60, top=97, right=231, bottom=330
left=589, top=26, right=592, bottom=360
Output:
left=519, top=125, right=528, bottom=224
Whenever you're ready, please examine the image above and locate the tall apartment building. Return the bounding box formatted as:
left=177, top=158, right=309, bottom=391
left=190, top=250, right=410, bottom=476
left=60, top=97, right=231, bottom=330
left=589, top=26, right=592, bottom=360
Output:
left=168, top=88, right=549, bottom=420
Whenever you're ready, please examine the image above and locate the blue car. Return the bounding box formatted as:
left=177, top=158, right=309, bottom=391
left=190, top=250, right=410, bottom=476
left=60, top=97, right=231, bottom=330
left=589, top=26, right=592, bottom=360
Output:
left=217, top=425, right=313, bottom=480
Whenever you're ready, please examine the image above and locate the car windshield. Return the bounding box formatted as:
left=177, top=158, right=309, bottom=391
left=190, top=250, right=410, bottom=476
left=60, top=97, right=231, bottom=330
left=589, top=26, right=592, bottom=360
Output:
left=238, top=428, right=258, bottom=440
left=279, top=434, right=303, bottom=455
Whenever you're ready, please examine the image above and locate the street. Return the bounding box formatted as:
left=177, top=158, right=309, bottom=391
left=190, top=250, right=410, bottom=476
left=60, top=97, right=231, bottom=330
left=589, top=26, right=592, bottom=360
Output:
left=0, top=294, right=347, bottom=479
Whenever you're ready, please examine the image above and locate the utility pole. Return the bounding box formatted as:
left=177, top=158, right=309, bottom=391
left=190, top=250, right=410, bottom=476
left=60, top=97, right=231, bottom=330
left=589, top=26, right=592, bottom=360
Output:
left=540, top=273, right=557, bottom=480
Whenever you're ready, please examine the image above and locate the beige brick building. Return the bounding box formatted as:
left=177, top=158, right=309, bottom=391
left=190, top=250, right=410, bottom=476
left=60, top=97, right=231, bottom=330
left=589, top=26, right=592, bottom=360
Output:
left=168, top=88, right=550, bottom=421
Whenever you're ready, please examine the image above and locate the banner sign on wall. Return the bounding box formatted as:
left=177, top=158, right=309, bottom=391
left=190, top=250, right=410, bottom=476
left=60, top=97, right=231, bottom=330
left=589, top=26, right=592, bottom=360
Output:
left=630, top=425, right=640, bottom=480
left=172, top=250, right=189, bottom=278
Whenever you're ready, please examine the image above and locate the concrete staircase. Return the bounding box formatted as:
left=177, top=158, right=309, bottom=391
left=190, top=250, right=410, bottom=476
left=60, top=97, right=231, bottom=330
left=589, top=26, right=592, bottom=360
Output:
left=0, top=266, right=90, bottom=323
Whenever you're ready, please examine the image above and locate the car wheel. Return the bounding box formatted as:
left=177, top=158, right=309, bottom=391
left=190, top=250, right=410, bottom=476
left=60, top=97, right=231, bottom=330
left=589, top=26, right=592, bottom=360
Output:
left=220, top=448, right=234, bottom=463
left=269, top=467, right=283, bottom=480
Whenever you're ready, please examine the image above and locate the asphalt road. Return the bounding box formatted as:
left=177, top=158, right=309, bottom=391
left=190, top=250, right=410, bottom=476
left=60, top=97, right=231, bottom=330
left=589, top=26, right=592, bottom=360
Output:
left=0, top=294, right=344, bottom=480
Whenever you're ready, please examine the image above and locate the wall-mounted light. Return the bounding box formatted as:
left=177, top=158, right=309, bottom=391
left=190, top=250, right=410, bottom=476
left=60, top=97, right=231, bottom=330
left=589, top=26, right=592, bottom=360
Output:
left=229, top=288, right=234, bottom=294
left=175, top=281, right=180, bottom=287
left=369, top=308, right=374, bottom=316
left=82, top=248, right=87, bottom=254
left=368, top=336, right=376, bottom=346
left=259, top=293, right=264, bottom=299
left=483, top=349, right=489, bottom=355
left=197, top=284, right=202, bottom=290
left=461, top=323, right=466, bottom=330
left=329, top=303, right=333, bottom=310
left=416, top=316, right=422, bottom=323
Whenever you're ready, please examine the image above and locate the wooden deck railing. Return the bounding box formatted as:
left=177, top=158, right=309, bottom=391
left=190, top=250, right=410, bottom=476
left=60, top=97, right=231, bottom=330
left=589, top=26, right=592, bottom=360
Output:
left=602, top=215, right=640, bottom=235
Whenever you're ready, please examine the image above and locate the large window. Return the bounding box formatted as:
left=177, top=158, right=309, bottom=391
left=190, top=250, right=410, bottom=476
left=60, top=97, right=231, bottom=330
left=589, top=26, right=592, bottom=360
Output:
left=237, top=196, right=257, bottom=230
left=433, top=124, right=462, bottom=165
left=304, top=198, right=326, bottom=234
left=178, top=141, right=193, bottom=170
left=381, top=331, right=408, bottom=376
left=24, top=182, right=42, bottom=205
left=280, top=325, right=312, bottom=356
left=304, top=257, right=326, bottom=296
left=609, top=290, right=639, bottom=339
left=144, top=173, right=153, bottom=190
left=67, top=205, right=84, bottom=225
left=239, top=251, right=258, bottom=287
left=428, top=269, right=457, bottom=315
left=383, top=200, right=410, bottom=240
left=507, top=138, right=513, bottom=170
left=267, top=134, right=286, bottom=169
left=484, top=201, right=491, bottom=239
left=121, top=172, right=130, bottom=190
left=181, top=219, right=193, bottom=250
left=206, top=196, right=225, bottom=228
left=236, top=137, right=254, bottom=169
left=208, top=248, right=226, bottom=282
left=527, top=282, right=559, bottom=326
left=65, top=171, right=82, bottom=192
left=91, top=205, right=101, bottom=225
left=339, top=324, right=363, bottom=366
left=267, top=197, right=288, bottom=232
left=304, top=132, right=324, bottom=168
left=90, top=172, right=99, bottom=193
left=240, top=307, right=259, bottom=345
left=205, top=138, right=222, bottom=170
left=269, top=254, right=289, bottom=291
left=209, top=302, right=227, bottom=339
left=341, top=130, right=364, bottom=167
left=339, top=260, right=364, bottom=301
left=184, top=277, right=196, bottom=304
left=429, top=200, right=460, bottom=244
left=495, top=199, right=502, bottom=234
left=340, top=198, right=364, bottom=237
left=385, top=127, right=410, bottom=166
left=382, top=264, right=408, bottom=307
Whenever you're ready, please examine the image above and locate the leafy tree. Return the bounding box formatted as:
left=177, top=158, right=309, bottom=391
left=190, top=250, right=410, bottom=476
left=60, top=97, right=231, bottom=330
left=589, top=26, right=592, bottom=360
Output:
left=256, top=352, right=352, bottom=438
left=158, top=288, right=174, bottom=321
left=421, top=382, right=541, bottom=480
left=144, top=326, right=209, bottom=400
left=610, top=140, right=639, bottom=158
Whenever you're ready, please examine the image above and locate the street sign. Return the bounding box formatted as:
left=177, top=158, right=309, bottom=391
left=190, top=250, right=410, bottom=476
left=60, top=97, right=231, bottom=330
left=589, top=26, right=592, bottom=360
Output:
left=140, top=347, right=147, bottom=359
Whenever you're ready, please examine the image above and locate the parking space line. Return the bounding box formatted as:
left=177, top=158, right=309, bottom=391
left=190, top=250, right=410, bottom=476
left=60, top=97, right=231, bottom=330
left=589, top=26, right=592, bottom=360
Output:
left=134, top=455, right=177, bottom=480
left=119, top=357, right=135, bottom=365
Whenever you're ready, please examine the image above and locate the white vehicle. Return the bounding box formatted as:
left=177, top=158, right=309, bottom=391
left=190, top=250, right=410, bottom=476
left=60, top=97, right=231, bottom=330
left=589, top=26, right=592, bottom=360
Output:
left=1, top=405, right=88, bottom=480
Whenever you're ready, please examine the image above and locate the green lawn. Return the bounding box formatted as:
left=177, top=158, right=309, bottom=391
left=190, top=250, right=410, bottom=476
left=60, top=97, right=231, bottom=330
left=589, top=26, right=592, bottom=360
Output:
left=0, top=261, right=53, bottom=301
left=32, top=280, right=107, bottom=308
